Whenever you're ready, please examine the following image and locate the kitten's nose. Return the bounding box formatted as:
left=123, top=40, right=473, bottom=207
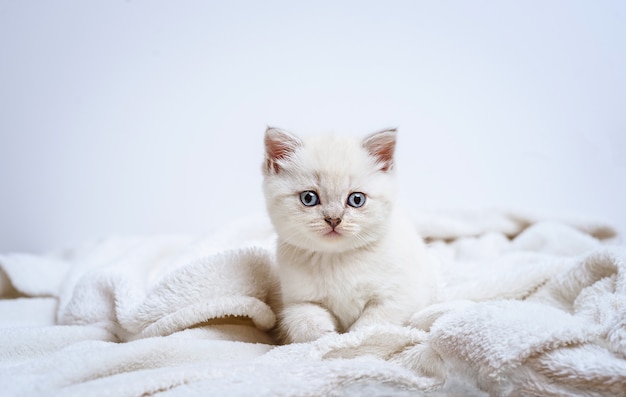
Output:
left=324, top=217, right=342, bottom=229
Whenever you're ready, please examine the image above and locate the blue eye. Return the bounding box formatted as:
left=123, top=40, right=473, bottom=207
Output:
left=300, top=191, right=319, bottom=207
left=347, top=192, right=366, bottom=208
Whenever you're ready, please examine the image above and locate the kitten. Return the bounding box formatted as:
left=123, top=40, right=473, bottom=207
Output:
left=262, top=127, right=436, bottom=343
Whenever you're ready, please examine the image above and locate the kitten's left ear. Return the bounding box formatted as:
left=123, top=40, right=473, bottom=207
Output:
left=362, top=128, right=397, bottom=172
left=264, top=127, right=302, bottom=174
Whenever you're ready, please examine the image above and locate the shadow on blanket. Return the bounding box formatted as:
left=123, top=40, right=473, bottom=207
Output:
left=1, top=210, right=624, bottom=396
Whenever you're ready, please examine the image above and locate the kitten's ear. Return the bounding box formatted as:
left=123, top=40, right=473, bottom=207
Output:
left=264, top=127, right=302, bottom=174
left=362, top=128, right=397, bottom=172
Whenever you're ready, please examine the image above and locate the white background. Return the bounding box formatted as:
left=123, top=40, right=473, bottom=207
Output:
left=1, top=1, right=625, bottom=253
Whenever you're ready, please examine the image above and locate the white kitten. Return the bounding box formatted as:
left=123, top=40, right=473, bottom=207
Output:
left=262, top=127, right=436, bottom=344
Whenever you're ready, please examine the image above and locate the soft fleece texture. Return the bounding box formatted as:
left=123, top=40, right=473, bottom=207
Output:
left=0, top=210, right=624, bottom=397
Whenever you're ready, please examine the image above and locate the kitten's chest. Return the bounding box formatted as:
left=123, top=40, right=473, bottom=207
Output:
left=279, top=249, right=379, bottom=327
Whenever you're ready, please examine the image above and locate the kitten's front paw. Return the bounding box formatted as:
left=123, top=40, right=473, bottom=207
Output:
left=280, top=303, right=338, bottom=344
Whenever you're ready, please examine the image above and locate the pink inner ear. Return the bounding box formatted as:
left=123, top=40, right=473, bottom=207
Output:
left=373, top=143, right=394, bottom=172
left=267, top=139, right=293, bottom=161
left=265, top=128, right=301, bottom=173
left=266, top=140, right=290, bottom=173
left=363, top=129, right=397, bottom=172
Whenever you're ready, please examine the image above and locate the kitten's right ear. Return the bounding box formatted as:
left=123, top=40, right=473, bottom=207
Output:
left=264, top=127, right=302, bottom=174
left=362, top=128, right=397, bottom=172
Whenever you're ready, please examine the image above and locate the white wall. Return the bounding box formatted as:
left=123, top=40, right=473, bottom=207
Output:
left=1, top=1, right=625, bottom=253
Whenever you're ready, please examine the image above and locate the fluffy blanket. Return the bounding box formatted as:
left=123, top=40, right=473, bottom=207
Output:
left=1, top=210, right=624, bottom=396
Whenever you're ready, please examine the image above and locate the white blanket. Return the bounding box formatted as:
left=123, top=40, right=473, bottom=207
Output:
left=1, top=210, right=624, bottom=396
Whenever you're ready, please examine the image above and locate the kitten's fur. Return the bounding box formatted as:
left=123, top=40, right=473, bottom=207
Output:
left=262, top=127, right=436, bottom=344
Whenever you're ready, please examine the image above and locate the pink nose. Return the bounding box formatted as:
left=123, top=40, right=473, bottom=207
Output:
left=324, top=217, right=342, bottom=228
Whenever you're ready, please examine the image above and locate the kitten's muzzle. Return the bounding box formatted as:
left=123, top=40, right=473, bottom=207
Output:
left=324, top=217, right=342, bottom=229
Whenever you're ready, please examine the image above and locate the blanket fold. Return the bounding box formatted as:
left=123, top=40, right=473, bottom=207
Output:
left=1, top=210, right=624, bottom=396
left=57, top=245, right=278, bottom=341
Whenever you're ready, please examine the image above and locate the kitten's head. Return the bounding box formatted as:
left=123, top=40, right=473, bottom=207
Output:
left=262, top=127, right=397, bottom=253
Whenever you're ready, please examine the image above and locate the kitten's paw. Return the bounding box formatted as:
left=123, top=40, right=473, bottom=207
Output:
left=348, top=303, right=407, bottom=332
left=280, top=303, right=338, bottom=344
left=286, top=324, right=337, bottom=344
